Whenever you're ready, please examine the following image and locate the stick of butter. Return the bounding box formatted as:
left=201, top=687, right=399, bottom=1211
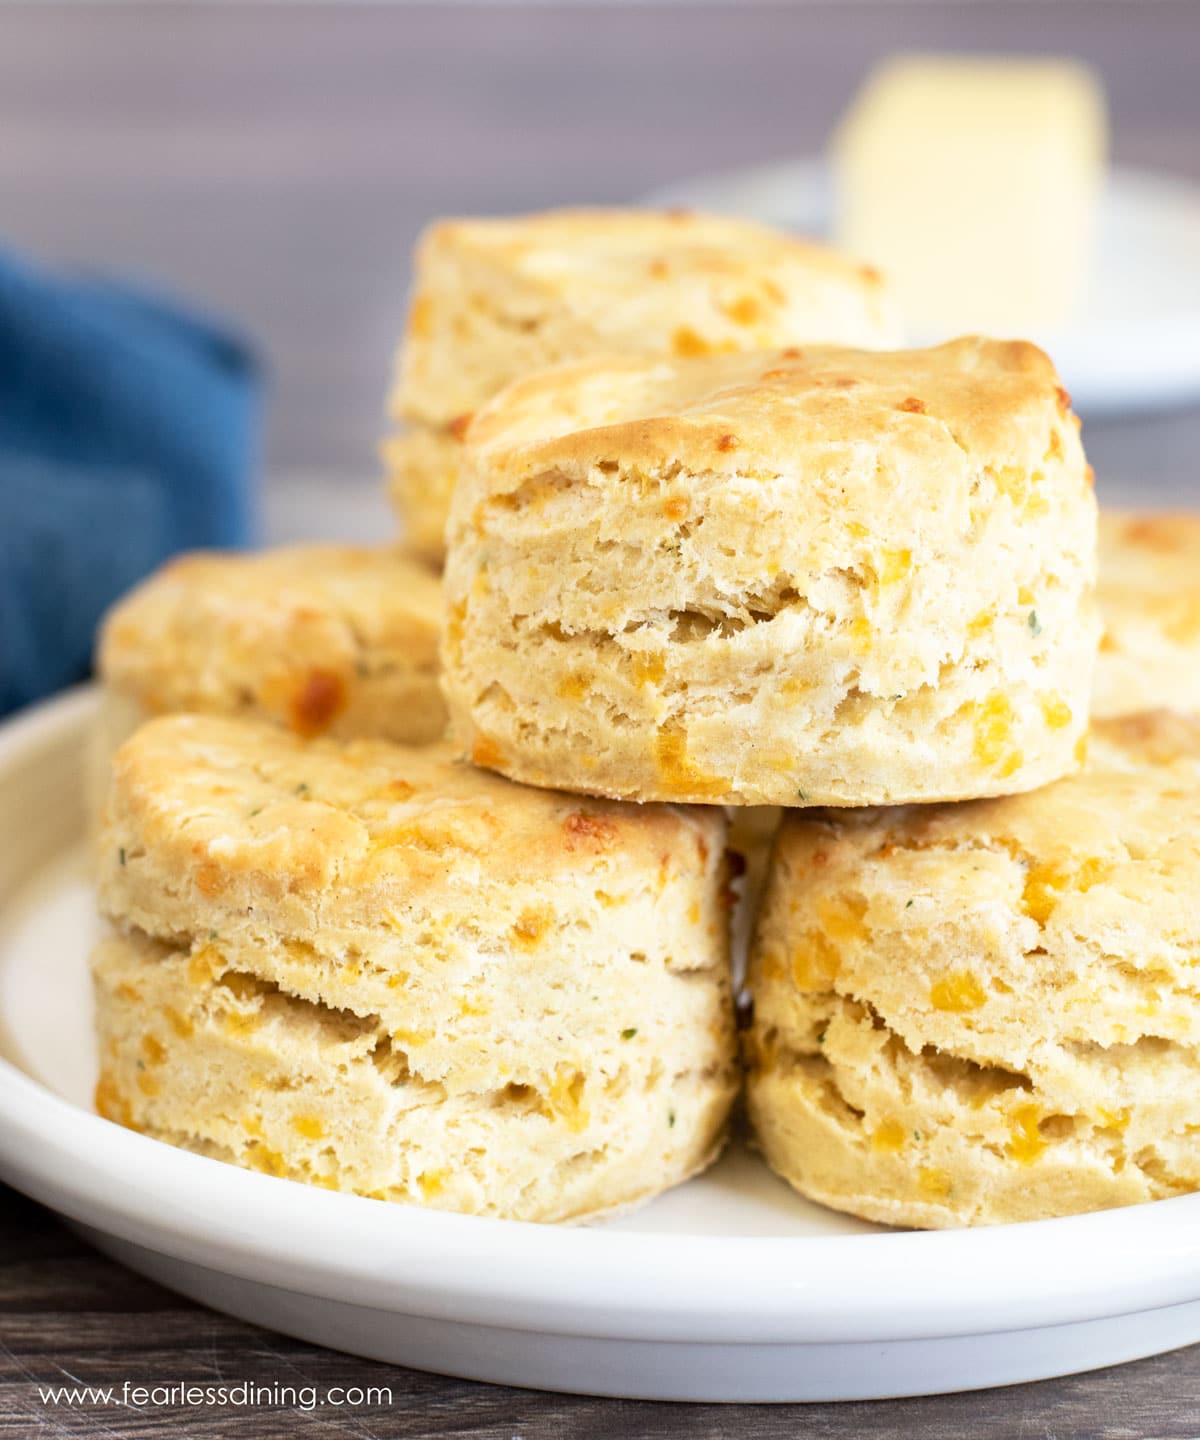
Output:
left=833, top=54, right=1107, bottom=336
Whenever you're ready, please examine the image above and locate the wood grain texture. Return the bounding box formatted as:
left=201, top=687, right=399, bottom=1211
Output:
left=0, top=1180, right=1192, bottom=1440
left=1, top=4, right=1200, bottom=1434
left=1, top=1182, right=1200, bottom=1437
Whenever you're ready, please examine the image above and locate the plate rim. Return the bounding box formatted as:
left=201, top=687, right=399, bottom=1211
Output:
left=643, top=158, right=1200, bottom=416
left=2, top=687, right=1200, bottom=1346
left=645, top=155, right=1200, bottom=219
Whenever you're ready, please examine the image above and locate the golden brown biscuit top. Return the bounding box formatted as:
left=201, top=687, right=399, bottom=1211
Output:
left=774, top=711, right=1200, bottom=883
left=394, top=208, right=901, bottom=425
left=415, top=206, right=889, bottom=298
left=1099, top=510, right=1200, bottom=641
left=97, top=545, right=441, bottom=718
left=102, top=715, right=719, bottom=900
left=464, top=337, right=1081, bottom=490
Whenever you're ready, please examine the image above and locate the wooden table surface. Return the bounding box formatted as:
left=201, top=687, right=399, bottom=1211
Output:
left=2, top=1181, right=1200, bottom=1438
left=2, top=4, right=1200, bottom=1436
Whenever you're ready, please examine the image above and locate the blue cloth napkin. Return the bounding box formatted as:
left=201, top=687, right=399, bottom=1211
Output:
left=0, top=248, right=262, bottom=716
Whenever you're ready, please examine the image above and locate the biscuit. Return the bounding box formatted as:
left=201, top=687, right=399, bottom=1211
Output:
left=93, top=545, right=446, bottom=809
left=442, top=337, right=1099, bottom=807
left=393, top=207, right=901, bottom=427
left=384, top=206, right=901, bottom=560
left=93, top=715, right=737, bottom=1222
left=727, top=807, right=782, bottom=978
left=1095, top=511, right=1200, bottom=718
left=745, top=711, right=1200, bottom=1227
left=381, top=427, right=463, bottom=565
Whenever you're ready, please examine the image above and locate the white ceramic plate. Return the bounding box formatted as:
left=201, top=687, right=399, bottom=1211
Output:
left=2, top=689, right=1200, bottom=1402
left=647, top=160, right=1200, bottom=418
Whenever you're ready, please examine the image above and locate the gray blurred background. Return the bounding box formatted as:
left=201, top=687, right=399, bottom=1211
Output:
left=2, top=0, right=1197, bottom=535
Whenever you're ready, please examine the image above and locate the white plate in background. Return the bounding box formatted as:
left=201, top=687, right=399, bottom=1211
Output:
left=648, top=160, right=1200, bottom=419
left=0, top=689, right=1199, bottom=1402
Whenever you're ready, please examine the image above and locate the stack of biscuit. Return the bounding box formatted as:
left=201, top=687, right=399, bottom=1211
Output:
left=90, top=204, right=1200, bottom=1231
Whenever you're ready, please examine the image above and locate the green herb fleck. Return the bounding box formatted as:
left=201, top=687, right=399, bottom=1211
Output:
left=208, top=930, right=219, bottom=942
left=913, top=1130, right=922, bottom=1141
left=621, top=1027, right=638, bottom=1041
left=668, top=1108, right=676, bottom=1129
left=248, top=806, right=262, bottom=818
left=816, top=1028, right=827, bottom=1045
left=294, top=782, right=311, bottom=797
left=118, top=847, right=126, bottom=867
left=905, top=898, right=914, bottom=909
left=1028, top=610, right=1042, bottom=637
